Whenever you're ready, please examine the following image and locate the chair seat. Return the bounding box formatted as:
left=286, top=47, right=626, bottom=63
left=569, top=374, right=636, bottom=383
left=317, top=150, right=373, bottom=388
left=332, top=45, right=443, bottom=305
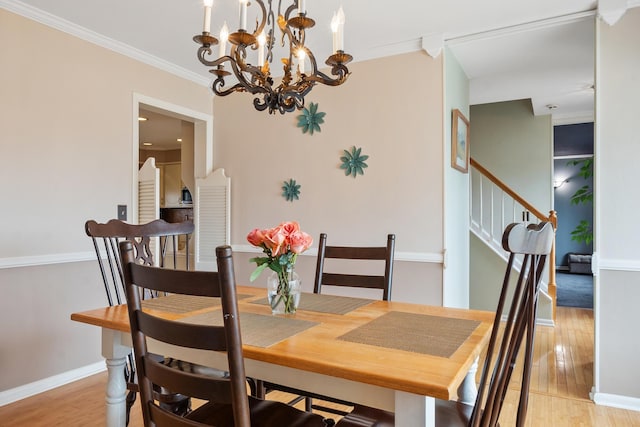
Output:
left=335, top=400, right=477, bottom=427
left=187, top=396, right=333, bottom=427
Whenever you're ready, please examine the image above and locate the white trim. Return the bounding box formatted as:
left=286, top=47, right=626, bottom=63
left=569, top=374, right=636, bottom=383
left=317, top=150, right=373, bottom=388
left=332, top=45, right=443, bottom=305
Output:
left=598, top=258, right=640, bottom=272
left=0, top=362, right=105, bottom=407
left=552, top=112, right=595, bottom=126
left=446, top=10, right=596, bottom=46
left=0, top=247, right=444, bottom=269
left=0, top=252, right=95, bottom=269
left=0, top=0, right=210, bottom=87
left=231, top=244, right=444, bottom=264
left=591, top=389, right=640, bottom=412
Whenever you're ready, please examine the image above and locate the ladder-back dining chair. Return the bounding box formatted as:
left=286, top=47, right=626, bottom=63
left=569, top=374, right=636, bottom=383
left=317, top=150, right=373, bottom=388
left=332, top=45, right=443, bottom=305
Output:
left=313, top=233, right=395, bottom=301
left=334, top=222, right=555, bottom=427
left=120, top=241, right=334, bottom=427
left=257, top=233, right=396, bottom=416
left=85, top=218, right=198, bottom=424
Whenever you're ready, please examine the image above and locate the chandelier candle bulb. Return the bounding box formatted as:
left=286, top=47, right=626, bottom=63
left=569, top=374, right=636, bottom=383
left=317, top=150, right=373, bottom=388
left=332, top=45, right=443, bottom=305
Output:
left=298, top=0, right=306, bottom=15
left=336, top=6, right=345, bottom=51
left=219, top=22, right=229, bottom=58
left=239, top=0, right=248, bottom=31
left=203, top=0, right=213, bottom=33
left=331, top=12, right=338, bottom=53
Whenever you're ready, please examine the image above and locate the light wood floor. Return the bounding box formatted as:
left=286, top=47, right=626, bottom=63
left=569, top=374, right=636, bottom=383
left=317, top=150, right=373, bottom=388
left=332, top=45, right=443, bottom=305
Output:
left=2, top=307, right=639, bottom=426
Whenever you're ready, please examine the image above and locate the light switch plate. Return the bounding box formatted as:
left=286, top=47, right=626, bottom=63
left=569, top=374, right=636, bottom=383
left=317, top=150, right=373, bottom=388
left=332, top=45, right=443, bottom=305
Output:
left=117, top=205, right=127, bottom=220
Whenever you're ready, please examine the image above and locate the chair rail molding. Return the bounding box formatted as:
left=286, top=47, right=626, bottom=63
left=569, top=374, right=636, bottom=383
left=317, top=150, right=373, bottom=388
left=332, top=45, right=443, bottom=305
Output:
left=231, top=245, right=444, bottom=264
left=0, top=252, right=96, bottom=269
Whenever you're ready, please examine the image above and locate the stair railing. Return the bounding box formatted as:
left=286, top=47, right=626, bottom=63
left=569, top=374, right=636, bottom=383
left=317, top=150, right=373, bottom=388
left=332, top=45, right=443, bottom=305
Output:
left=470, top=158, right=558, bottom=320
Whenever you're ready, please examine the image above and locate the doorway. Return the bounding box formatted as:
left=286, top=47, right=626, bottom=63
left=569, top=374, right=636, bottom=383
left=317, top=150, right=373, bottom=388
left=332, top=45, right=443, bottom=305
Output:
left=132, top=94, right=214, bottom=269
left=131, top=93, right=213, bottom=223
left=553, top=122, right=594, bottom=310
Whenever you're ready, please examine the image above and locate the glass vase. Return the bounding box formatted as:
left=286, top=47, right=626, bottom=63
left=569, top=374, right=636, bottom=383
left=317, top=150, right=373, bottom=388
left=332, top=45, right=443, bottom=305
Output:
left=267, top=270, right=301, bottom=314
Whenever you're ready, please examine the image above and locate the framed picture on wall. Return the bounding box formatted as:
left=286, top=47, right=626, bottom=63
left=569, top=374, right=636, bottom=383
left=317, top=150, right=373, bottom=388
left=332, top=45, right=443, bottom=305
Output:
left=451, top=109, right=470, bottom=173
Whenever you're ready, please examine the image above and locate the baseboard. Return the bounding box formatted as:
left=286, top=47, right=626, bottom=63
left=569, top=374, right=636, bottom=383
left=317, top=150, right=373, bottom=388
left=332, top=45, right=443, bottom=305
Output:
left=0, top=362, right=105, bottom=407
left=591, top=388, right=640, bottom=412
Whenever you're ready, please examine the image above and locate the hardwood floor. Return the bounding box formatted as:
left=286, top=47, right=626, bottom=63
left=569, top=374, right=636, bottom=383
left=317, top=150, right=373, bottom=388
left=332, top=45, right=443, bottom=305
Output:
left=1, top=307, right=639, bottom=426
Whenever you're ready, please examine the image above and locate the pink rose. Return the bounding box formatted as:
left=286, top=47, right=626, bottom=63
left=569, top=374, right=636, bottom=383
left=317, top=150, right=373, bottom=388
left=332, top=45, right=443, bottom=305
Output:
left=280, top=221, right=300, bottom=237
left=263, top=225, right=287, bottom=256
left=289, top=230, right=313, bottom=254
left=246, top=228, right=267, bottom=247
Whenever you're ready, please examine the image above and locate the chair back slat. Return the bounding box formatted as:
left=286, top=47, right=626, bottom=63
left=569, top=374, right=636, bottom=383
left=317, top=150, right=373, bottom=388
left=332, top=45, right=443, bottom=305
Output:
left=121, top=242, right=252, bottom=427
left=85, top=218, right=195, bottom=306
left=313, top=233, right=395, bottom=301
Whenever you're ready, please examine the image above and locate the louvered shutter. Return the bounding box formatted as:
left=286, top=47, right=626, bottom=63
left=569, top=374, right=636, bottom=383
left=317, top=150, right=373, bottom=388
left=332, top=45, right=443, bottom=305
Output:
left=195, top=169, right=230, bottom=271
left=138, top=157, right=160, bottom=264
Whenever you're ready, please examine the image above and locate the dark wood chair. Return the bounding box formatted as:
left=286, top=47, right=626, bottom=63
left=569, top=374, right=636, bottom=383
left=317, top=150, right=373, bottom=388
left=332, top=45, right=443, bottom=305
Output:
left=258, top=233, right=396, bottom=416
left=334, top=222, right=555, bottom=427
left=85, top=218, right=199, bottom=424
left=120, top=241, right=334, bottom=427
left=313, top=233, right=395, bottom=300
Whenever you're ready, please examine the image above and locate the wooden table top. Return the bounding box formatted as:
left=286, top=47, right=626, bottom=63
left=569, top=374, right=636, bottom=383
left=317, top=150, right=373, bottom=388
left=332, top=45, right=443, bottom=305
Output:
left=71, top=285, right=494, bottom=401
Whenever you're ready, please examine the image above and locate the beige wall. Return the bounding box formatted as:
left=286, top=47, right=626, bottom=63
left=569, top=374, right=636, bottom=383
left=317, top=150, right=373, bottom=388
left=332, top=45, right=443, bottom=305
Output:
left=213, top=51, right=446, bottom=305
left=0, top=9, right=212, bottom=393
left=594, top=7, right=640, bottom=404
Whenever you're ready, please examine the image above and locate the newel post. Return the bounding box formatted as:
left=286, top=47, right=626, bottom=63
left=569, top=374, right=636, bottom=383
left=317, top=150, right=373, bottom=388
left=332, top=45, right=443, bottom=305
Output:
left=548, top=210, right=558, bottom=322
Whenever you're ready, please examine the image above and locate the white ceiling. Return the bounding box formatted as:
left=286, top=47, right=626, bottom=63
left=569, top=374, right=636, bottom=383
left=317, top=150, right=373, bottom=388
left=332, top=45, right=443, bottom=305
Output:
left=7, top=0, right=598, bottom=140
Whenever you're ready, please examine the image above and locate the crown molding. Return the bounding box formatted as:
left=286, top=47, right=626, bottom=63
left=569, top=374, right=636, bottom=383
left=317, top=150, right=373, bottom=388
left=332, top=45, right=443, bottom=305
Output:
left=446, top=10, right=596, bottom=46
left=0, top=0, right=211, bottom=87
left=597, top=0, right=640, bottom=25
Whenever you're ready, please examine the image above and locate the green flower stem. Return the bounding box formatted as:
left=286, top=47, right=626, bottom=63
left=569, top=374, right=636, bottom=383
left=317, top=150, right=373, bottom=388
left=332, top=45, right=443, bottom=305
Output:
left=271, top=268, right=297, bottom=314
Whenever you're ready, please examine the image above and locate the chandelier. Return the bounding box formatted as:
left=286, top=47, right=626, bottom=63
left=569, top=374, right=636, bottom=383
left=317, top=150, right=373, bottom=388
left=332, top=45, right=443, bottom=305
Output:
left=194, top=0, right=352, bottom=114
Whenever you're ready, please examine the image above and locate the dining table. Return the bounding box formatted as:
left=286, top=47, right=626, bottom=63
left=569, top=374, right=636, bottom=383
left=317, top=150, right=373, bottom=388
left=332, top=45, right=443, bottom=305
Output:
left=71, top=285, right=494, bottom=427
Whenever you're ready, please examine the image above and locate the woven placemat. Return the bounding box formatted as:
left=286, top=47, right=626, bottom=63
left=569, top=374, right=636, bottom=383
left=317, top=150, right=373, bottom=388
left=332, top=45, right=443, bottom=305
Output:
left=181, top=311, right=319, bottom=348
left=337, top=311, right=481, bottom=358
left=251, top=293, right=373, bottom=315
left=141, top=294, right=252, bottom=314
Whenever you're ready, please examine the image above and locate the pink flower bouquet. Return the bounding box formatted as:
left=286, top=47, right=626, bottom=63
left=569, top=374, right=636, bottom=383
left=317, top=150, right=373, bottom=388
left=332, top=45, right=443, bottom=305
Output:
left=246, top=221, right=313, bottom=313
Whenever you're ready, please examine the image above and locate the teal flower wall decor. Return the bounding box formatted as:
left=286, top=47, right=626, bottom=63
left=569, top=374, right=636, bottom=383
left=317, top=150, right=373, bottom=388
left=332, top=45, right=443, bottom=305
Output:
left=340, top=146, right=369, bottom=177
left=282, top=179, right=301, bottom=202
left=296, top=102, right=325, bottom=135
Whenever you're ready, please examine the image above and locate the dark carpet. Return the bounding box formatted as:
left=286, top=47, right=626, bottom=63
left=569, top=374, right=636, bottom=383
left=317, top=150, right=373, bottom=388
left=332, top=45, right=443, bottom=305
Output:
left=556, top=271, right=593, bottom=309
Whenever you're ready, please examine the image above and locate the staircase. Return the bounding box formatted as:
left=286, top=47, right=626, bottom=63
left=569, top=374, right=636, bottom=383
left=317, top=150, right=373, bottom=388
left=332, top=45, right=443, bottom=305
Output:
left=470, top=158, right=557, bottom=325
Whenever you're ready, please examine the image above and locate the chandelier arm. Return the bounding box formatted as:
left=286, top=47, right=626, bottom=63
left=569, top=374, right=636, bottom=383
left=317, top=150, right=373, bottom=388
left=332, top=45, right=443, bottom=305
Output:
left=304, top=65, right=350, bottom=87
left=196, top=46, right=227, bottom=68
left=265, top=0, right=276, bottom=63
left=253, top=0, right=268, bottom=36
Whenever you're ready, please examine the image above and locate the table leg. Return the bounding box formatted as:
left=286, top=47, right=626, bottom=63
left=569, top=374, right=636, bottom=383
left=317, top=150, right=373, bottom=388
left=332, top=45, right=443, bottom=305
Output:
left=102, top=329, right=132, bottom=427
left=395, top=391, right=435, bottom=427
left=457, top=356, right=479, bottom=405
